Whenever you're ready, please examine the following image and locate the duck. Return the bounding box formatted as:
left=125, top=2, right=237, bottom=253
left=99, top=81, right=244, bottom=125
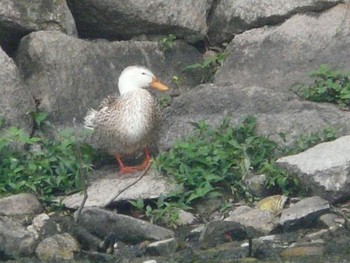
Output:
left=84, top=65, right=169, bottom=174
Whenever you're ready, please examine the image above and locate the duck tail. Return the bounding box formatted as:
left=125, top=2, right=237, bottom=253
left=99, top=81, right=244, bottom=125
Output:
left=84, top=108, right=97, bottom=130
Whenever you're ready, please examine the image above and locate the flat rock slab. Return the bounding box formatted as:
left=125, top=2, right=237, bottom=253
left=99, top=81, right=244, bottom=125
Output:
left=277, top=135, right=350, bottom=203
left=279, top=196, right=330, bottom=229
left=78, top=207, right=174, bottom=243
left=62, top=167, right=176, bottom=209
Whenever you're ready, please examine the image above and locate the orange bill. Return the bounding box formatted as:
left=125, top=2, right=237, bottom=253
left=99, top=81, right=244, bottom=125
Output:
left=150, top=77, right=169, bottom=91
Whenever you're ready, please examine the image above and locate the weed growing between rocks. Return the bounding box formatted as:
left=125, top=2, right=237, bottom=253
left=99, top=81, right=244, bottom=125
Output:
left=157, top=116, right=296, bottom=203
left=184, top=46, right=228, bottom=83
left=158, top=34, right=177, bottom=51
left=0, top=113, right=94, bottom=204
left=292, top=64, right=350, bottom=109
left=140, top=116, right=336, bottom=226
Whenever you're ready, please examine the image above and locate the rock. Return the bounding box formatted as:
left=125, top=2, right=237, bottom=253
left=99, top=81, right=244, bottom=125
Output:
left=0, top=0, right=77, bottom=55
left=228, top=205, right=254, bottom=217
left=15, top=30, right=202, bottom=127
left=35, top=233, right=80, bottom=261
left=199, top=220, right=247, bottom=248
left=175, top=209, right=197, bottom=226
left=0, top=216, right=37, bottom=258
left=0, top=47, right=34, bottom=135
left=279, top=196, right=330, bottom=229
left=255, top=195, right=288, bottom=215
left=280, top=242, right=325, bottom=258
left=318, top=213, right=342, bottom=229
left=62, top=167, right=177, bottom=208
left=78, top=207, right=175, bottom=243
left=208, top=0, right=340, bottom=44
left=27, top=213, right=50, bottom=239
left=0, top=193, right=42, bottom=216
left=67, top=0, right=209, bottom=42
left=215, top=4, right=350, bottom=93
left=146, top=238, right=178, bottom=256
left=277, top=136, right=350, bottom=203
left=164, top=83, right=350, bottom=150
left=225, top=207, right=278, bottom=236
left=243, top=173, right=269, bottom=197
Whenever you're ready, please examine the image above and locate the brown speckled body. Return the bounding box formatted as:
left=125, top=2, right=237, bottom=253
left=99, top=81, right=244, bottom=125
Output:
left=92, top=89, right=160, bottom=156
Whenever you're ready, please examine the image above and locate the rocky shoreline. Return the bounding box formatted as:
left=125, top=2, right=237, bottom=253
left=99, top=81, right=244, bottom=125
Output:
left=2, top=1, right=350, bottom=262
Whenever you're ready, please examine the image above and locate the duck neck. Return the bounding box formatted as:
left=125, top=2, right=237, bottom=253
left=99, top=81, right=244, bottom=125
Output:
left=118, top=78, right=142, bottom=95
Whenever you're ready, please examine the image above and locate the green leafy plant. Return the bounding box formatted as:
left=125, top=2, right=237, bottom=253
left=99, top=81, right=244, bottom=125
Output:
left=126, top=116, right=336, bottom=226
left=184, top=50, right=227, bottom=83
left=158, top=34, right=176, bottom=51
left=156, top=116, right=295, bottom=206
left=0, top=113, right=94, bottom=203
left=292, top=64, right=350, bottom=109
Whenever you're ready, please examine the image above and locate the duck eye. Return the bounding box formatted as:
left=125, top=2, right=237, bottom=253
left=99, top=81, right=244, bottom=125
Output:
left=141, top=72, right=146, bottom=75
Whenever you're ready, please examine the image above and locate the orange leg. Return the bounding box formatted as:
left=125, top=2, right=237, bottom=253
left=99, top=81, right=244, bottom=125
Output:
left=115, top=149, right=152, bottom=174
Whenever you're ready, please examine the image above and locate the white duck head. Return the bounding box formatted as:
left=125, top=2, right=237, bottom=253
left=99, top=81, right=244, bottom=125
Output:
left=118, top=65, right=169, bottom=95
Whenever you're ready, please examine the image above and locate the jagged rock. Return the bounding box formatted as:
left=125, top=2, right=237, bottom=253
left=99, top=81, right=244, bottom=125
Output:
left=35, top=233, right=80, bottom=261
left=78, top=207, right=175, bottom=243
left=163, top=84, right=350, bottom=149
left=199, top=221, right=247, bottom=248
left=277, top=136, right=350, bottom=203
left=0, top=216, right=37, bottom=258
left=62, top=167, right=177, bottom=208
left=0, top=47, right=34, bottom=135
left=225, top=207, right=278, bottom=236
left=67, top=0, right=210, bottom=42
left=0, top=193, right=42, bottom=216
left=15, top=30, right=202, bottom=127
left=279, top=196, right=330, bottom=229
left=208, top=0, right=340, bottom=44
left=146, top=238, right=178, bottom=256
left=0, top=0, right=76, bottom=55
left=215, top=4, right=350, bottom=92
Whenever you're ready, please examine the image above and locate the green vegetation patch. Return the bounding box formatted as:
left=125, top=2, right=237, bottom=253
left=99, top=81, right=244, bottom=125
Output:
left=293, top=64, right=350, bottom=109
left=0, top=113, right=94, bottom=203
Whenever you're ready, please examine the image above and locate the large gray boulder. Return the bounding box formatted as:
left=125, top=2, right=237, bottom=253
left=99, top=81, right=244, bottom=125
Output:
left=15, top=30, right=202, bottom=126
left=0, top=0, right=76, bottom=54
left=214, top=3, right=350, bottom=92
left=162, top=84, right=350, bottom=149
left=67, top=0, right=210, bottom=42
left=277, top=136, right=350, bottom=203
left=0, top=47, right=34, bottom=134
left=208, top=0, right=340, bottom=45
